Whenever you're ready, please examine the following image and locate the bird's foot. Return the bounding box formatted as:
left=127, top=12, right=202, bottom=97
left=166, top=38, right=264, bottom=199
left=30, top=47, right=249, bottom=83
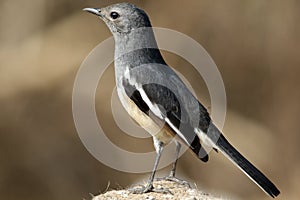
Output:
left=129, top=183, right=153, bottom=194
left=155, top=175, right=191, bottom=188
left=129, top=183, right=172, bottom=194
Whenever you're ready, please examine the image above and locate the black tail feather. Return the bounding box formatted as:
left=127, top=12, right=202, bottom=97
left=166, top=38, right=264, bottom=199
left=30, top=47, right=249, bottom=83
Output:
left=216, top=133, right=280, bottom=198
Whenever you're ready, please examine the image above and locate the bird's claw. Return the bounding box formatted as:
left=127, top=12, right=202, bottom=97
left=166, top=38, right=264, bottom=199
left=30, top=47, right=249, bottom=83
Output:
left=155, top=176, right=191, bottom=188
left=129, top=183, right=172, bottom=194
left=129, top=184, right=153, bottom=194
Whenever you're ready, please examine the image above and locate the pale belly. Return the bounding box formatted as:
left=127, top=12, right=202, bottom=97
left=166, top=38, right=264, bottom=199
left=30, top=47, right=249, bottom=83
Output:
left=117, top=87, right=174, bottom=144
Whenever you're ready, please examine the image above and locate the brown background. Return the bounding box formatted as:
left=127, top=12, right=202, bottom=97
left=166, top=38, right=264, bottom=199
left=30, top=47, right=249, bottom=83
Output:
left=0, top=0, right=299, bottom=199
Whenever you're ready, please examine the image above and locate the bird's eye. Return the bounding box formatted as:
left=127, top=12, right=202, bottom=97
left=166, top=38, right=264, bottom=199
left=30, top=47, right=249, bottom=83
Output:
left=110, top=12, right=120, bottom=19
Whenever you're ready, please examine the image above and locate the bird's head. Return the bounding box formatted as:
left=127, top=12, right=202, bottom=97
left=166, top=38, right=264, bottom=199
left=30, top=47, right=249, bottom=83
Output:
left=83, top=3, right=152, bottom=34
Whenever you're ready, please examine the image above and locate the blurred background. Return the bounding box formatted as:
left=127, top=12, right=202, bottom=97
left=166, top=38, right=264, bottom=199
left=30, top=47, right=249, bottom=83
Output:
left=0, top=0, right=299, bottom=199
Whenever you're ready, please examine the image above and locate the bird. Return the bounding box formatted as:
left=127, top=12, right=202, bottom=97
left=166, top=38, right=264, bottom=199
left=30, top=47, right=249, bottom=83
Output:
left=83, top=3, right=280, bottom=197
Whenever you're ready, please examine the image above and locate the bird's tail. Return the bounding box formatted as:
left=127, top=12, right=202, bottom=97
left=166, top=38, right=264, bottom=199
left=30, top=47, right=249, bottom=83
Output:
left=209, top=124, right=280, bottom=198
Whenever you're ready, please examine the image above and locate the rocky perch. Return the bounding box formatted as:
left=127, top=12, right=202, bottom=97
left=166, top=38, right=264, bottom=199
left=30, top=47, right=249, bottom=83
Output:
left=92, top=180, right=227, bottom=200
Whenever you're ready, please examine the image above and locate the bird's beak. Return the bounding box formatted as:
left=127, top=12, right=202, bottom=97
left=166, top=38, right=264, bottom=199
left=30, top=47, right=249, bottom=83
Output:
left=83, top=8, right=103, bottom=17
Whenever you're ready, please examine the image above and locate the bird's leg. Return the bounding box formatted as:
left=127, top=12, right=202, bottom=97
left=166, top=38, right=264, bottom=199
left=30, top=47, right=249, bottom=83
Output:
left=129, top=139, right=171, bottom=194
left=169, top=140, right=181, bottom=177
left=156, top=141, right=191, bottom=188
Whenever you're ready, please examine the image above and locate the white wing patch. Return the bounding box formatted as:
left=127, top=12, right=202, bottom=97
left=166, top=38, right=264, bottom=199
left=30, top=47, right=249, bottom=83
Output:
left=125, top=66, right=164, bottom=119
left=194, top=128, right=218, bottom=149
left=136, top=85, right=163, bottom=119
left=165, top=118, right=190, bottom=145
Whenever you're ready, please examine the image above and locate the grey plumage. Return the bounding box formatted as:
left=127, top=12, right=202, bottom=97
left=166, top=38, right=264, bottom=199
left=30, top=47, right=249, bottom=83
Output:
left=83, top=3, right=280, bottom=197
